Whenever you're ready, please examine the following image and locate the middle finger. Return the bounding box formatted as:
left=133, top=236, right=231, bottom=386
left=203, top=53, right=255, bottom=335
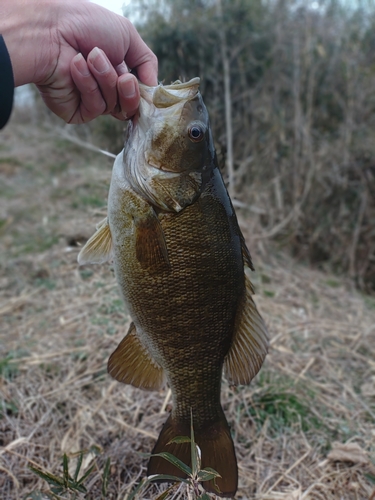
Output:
left=87, top=47, right=118, bottom=114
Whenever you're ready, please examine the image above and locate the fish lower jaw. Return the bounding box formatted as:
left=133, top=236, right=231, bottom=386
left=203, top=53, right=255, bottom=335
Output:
left=144, top=156, right=179, bottom=175
left=144, top=153, right=160, bottom=169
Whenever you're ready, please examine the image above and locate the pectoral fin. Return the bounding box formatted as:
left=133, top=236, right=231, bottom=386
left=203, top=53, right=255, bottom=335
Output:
left=135, top=210, right=170, bottom=272
left=77, top=218, right=113, bottom=265
left=224, top=274, right=269, bottom=385
left=108, top=322, right=166, bottom=391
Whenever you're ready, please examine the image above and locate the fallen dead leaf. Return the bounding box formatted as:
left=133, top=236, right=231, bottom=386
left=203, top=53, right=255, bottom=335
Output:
left=327, top=442, right=369, bottom=465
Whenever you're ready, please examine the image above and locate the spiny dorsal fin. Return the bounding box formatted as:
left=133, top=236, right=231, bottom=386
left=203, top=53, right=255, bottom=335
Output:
left=240, top=230, right=254, bottom=271
left=224, top=274, right=269, bottom=386
left=77, top=217, right=113, bottom=265
left=108, top=322, right=166, bottom=391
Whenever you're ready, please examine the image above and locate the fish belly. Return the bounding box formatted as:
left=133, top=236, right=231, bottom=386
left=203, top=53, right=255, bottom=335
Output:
left=110, top=172, right=244, bottom=425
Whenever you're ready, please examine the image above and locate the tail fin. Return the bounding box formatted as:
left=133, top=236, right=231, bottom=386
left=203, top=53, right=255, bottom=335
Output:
left=147, top=413, right=238, bottom=498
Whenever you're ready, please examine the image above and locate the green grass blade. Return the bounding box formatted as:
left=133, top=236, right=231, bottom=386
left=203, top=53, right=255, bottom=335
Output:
left=73, top=452, right=84, bottom=482
left=197, top=467, right=221, bottom=482
left=28, top=466, right=65, bottom=487
left=147, top=473, right=191, bottom=484
left=190, top=409, right=200, bottom=476
left=101, top=458, right=111, bottom=497
left=167, top=435, right=191, bottom=445
left=76, top=463, right=95, bottom=486
left=151, top=452, right=192, bottom=476
left=50, top=485, right=64, bottom=495
left=68, top=483, right=87, bottom=494
left=62, top=454, right=69, bottom=488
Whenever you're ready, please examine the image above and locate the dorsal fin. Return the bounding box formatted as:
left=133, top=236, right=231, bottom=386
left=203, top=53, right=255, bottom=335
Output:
left=77, top=218, right=113, bottom=265
left=108, top=322, right=166, bottom=391
left=224, top=274, right=269, bottom=385
left=240, top=230, right=254, bottom=271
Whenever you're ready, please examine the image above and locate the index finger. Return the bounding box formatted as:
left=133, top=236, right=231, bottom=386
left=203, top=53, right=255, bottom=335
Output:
left=122, top=20, right=158, bottom=86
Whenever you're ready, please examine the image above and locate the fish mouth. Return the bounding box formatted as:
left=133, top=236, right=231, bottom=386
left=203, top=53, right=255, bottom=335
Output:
left=144, top=154, right=181, bottom=174
left=139, top=78, right=201, bottom=109
left=162, top=77, right=200, bottom=90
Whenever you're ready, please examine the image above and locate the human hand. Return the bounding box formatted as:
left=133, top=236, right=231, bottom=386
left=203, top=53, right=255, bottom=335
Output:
left=0, top=0, right=158, bottom=123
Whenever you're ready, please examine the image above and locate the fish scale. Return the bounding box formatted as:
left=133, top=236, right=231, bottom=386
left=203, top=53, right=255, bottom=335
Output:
left=78, top=78, right=269, bottom=497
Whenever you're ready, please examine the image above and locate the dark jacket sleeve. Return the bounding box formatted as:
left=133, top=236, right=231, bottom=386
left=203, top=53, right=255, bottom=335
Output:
left=0, top=35, right=15, bottom=129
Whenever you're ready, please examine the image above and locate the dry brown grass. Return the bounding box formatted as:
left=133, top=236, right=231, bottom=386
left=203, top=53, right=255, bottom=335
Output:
left=1, top=119, right=375, bottom=500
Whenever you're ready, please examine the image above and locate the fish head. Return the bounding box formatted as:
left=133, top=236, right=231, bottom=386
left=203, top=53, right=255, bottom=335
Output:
left=138, top=78, right=213, bottom=174
left=122, top=78, right=215, bottom=212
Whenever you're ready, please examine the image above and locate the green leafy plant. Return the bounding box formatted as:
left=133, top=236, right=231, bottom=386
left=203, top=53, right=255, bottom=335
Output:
left=365, top=472, right=375, bottom=484
left=0, top=354, right=19, bottom=381
left=127, top=413, right=220, bottom=500
left=28, top=446, right=110, bottom=499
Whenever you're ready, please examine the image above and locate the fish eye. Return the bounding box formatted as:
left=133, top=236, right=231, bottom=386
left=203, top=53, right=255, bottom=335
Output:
left=188, top=125, right=204, bottom=142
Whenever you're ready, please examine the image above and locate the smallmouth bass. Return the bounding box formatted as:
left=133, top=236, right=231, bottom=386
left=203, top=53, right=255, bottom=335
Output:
left=78, top=78, right=269, bottom=497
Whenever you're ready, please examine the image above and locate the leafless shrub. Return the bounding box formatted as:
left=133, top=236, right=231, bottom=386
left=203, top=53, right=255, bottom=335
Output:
left=128, top=0, right=375, bottom=291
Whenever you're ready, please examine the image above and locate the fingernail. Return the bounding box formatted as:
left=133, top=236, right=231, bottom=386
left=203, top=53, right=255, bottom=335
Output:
left=74, top=53, right=90, bottom=76
left=91, top=47, right=109, bottom=74
left=119, top=78, right=136, bottom=98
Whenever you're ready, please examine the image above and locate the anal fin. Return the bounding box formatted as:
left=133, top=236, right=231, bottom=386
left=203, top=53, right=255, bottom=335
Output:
left=77, top=217, right=113, bottom=265
left=108, top=322, right=166, bottom=391
left=224, top=274, right=269, bottom=385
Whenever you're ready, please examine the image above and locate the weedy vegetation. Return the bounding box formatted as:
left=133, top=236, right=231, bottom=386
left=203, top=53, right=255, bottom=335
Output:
left=2, top=0, right=375, bottom=495
left=1, top=115, right=374, bottom=499
left=28, top=446, right=110, bottom=500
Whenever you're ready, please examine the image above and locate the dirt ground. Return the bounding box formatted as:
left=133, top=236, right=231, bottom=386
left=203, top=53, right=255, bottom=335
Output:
left=1, top=117, right=375, bottom=500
